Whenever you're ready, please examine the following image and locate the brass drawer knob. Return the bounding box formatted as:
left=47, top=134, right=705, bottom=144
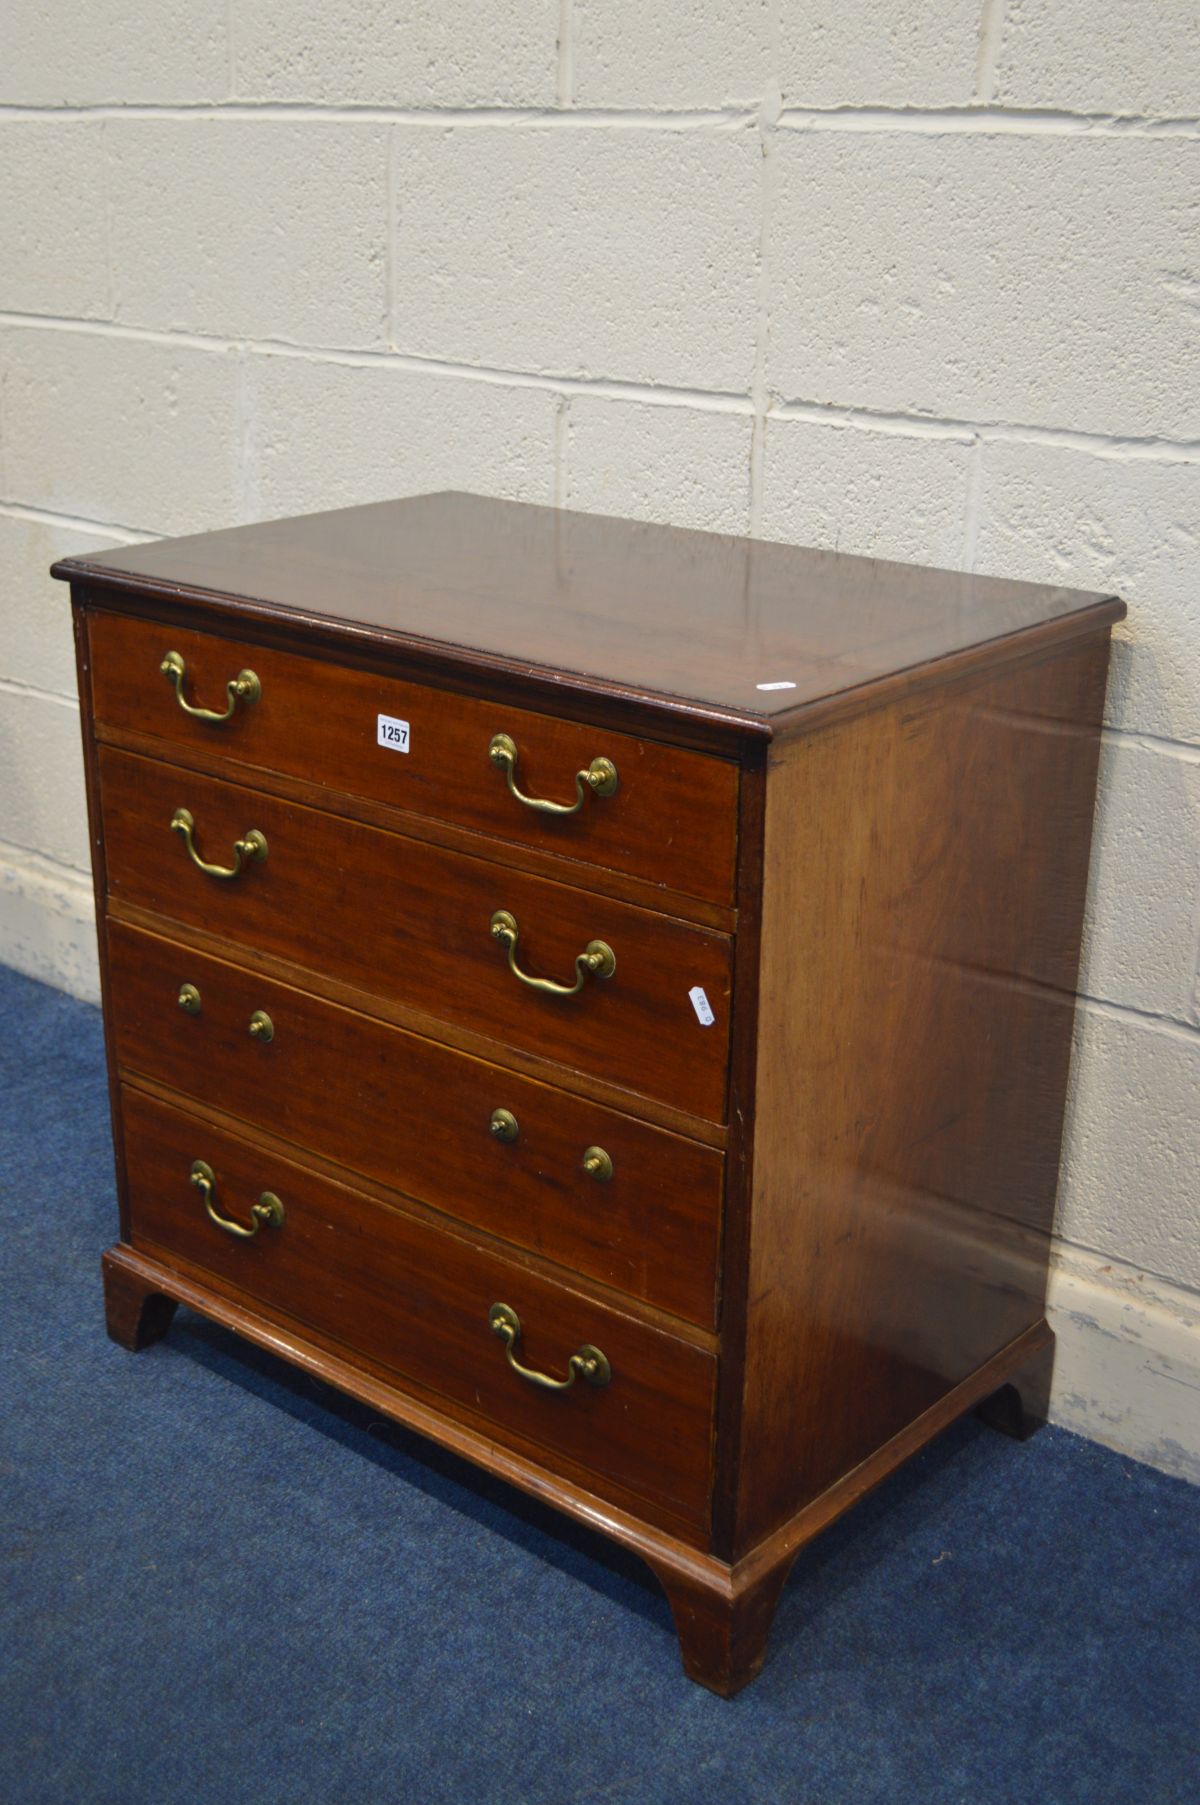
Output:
left=489, top=1107, right=519, bottom=1143
left=582, top=1146, right=613, bottom=1182
left=490, top=909, right=615, bottom=998
left=488, top=1303, right=611, bottom=1392
left=170, top=807, right=268, bottom=880
left=248, top=1010, right=274, bottom=1043
left=161, top=649, right=260, bottom=723
left=177, top=982, right=202, bottom=1016
left=488, top=732, right=618, bottom=817
left=190, top=1159, right=284, bottom=1241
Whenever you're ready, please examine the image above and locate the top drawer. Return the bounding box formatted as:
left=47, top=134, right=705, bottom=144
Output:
left=87, top=610, right=738, bottom=908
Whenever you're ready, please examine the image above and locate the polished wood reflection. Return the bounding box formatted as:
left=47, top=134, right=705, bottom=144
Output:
left=57, top=491, right=1119, bottom=734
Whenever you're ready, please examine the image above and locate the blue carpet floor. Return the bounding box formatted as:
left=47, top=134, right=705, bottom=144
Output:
left=1, top=962, right=1197, bottom=1805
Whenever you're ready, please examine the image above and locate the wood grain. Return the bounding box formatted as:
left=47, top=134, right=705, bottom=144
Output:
left=729, top=635, right=1113, bottom=1553
left=120, top=1085, right=718, bottom=1532
left=55, top=492, right=1121, bottom=743
left=107, top=918, right=723, bottom=1327
left=97, top=745, right=734, bottom=1122
left=60, top=492, right=1124, bottom=1694
left=88, top=606, right=739, bottom=907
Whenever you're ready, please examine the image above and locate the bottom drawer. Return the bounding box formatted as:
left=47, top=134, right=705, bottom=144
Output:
left=120, top=1086, right=716, bottom=1532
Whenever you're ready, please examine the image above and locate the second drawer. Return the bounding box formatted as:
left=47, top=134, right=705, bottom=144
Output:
left=97, top=746, right=733, bottom=1121
left=107, top=920, right=723, bottom=1327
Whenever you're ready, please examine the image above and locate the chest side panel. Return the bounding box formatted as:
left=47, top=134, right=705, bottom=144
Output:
left=733, top=632, right=1114, bottom=1553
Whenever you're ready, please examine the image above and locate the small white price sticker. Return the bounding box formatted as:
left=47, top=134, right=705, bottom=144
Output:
left=377, top=713, right=410, bottom=753
left=688, top=986, right=715, bottom=1027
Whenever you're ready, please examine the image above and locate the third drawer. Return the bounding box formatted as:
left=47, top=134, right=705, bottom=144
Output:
left=107, top=919, right=723, bottom=1328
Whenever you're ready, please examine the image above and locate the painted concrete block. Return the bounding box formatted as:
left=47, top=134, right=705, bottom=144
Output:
left=107, top=122, right=389, bottom=348
left=778, top=0, right=982, bottom=107
left=994, top=0, right=1200, bottom=117
left=573, top=0, right=772, bottom=108
left=564, top=397, right=753, bottom=533
left=769, top=133, right=1200, bottom=438
left=1081, top=738, right=1200, bottom=1021
left=246, top=352, right=556, bottom=519
left=0, top=327, right=241, bottom=536
left=391, top=125, right=761, bottom=390
left=0, top=124, right=110, bottom=319
left=975, top=441, right=1200, bottom=747
left=759, top=414, right=974, bottom=566
left=1058, top=1007, right=1200, bottom=1293
left=1, top=0, right=227, bottom=104
left=233, top=0, right=558, bottom=106
left=0, top=512, right=130, bottom=698
left=0, top=691, right=89, bottom=872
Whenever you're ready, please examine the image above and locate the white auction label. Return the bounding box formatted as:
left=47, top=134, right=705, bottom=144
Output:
left=376, top=713, right=411, bottom=753
left=688, top=985, right=715, bottom=1027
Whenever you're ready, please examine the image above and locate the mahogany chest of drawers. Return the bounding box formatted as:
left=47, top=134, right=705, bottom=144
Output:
left=53, top=493, right=1123, bottom=1694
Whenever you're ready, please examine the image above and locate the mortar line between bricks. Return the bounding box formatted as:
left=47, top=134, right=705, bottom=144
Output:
left=553, top=396, right=569, bottom=508
left=0, top=673, right=79, bottom=709
left=98, top=120, right=115, bottom=322
left=0, top=103, right=755, bottom=128
left=747, top=22, right=782, bottom=537
left=0, top=825, right=92, bottom=880
left=384, top=126, right=396, bottom=349
left=0, top=102, right=1198, bottom=137
left=0, top=837, right=96, bottom=895
left=777, top=105, right=1200, bottom=136
left=0, top=311, right=755, bottom=409
left=960, top=435, right=984, bottom=569
left=974, top=0, right=1007, bottom=106
left=1046, top=1235, right=1200, bottom=1309
left=1101, top=727, right=1200, bottom=763
left=1075, top=993, right=1199, bottom=1044
left=0, top=499, right=155, bottom=540
left=7, top=308, right=1200, bottom=457
left=767, top=396, right=1200, bottom=459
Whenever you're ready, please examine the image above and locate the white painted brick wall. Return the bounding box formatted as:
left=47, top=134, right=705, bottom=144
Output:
left=563, top=397, right=754, bottom=532
left=391, top=125, right=762, bottom=387
left=231, top=1, right=560, bottom=108
left=0, top=124, right=110, bottom=318
left=0, top=2, right=227, bottom=105
left=769, top=133, right=1199, bottom=437
left=758, top=417, right=976, bottom=566
left=778, top=1, right=985, bottom=107
left=106, top=123, right=391, bottom=347
left=1, top=1, right=1197, bottom=1476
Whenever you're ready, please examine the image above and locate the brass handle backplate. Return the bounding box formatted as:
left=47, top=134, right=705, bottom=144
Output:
left=177, top=982, right=202, bottom=1016
left=190, top=1159, right=284, bottom=1241
left=488, top=733, right=618, bottom=817
left=582, top=1146, right=613, bottom=1182
left=171, top=807, right=268, bottom=880
left=489, top=1107, right=519, bottom=1144
left=248, top=1010, right=274, bottom=1043
left=161, top=650, right=261, bottom=723
left=490, top=909, right=615, bottom=998
left=488, top=1303, right=610, bottom=1392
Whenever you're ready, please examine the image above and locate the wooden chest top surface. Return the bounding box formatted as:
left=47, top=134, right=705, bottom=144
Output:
left=53, top=491, right=1121, bottom=736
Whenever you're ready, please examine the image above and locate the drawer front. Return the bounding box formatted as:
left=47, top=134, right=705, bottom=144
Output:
left=107, top=920, right=723, bottom=1327
left=98, top=747, right=732, bottom=1123
left=89, top=609, right=738, bottom=907
left=121, top=1087, right=716, bottom=1531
